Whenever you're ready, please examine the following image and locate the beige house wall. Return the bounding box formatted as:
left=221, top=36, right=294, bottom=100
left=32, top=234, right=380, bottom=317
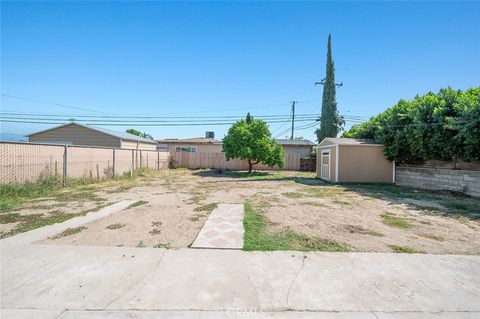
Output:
left=29, top=124, right=121, bottom=148
left=282, top=145, right=313, bottom=158
left=316, top=146, right=336, bottom=181
left=121, top=140, right=157, bottom=150
left=338, top=145, right=393, bottom=183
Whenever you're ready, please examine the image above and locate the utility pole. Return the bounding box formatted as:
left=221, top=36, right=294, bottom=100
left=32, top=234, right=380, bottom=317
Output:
left=290, top=101, right=297, bottom=140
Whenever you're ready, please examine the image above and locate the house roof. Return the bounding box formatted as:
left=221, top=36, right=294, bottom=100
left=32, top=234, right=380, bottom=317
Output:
left=27, top=122, right=157, bottom=144
left=318, top=137, right=380, bottom=147
left=274, top=139, right=315, bottom=146
left=157, top=137, right=222, bottom=144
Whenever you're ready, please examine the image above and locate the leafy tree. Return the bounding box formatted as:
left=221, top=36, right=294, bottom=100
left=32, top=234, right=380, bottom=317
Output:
left=245, top=112, right=254, bottom=124
left=223, top=117, right=284, bottom=173
left=126, top=129, right=153, bottom=140
left=342, top=87, right=480, bottom=165
left=315, top=34, right=344, bottom=142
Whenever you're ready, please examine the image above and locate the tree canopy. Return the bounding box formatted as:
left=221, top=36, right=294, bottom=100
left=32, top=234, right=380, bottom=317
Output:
left=223, top=116, right=284, bottom=173
left=126, top=129, right=153, bottom=140
left=342, top=87, right=480, bottom=165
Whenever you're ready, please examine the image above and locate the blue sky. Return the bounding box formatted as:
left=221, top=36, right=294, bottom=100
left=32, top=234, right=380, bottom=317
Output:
left=1, top=1, right=479, bottom=141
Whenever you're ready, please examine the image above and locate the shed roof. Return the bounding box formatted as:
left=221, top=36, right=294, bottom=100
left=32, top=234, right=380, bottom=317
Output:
left=274, top=139, right=315, bottom=146
left=318, top=138, right=380, bottom=147
left=27, top=122, right=157, bottom=144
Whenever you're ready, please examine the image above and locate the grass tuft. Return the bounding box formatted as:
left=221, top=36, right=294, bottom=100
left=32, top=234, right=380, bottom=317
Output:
left=127, top=200, right=148, bottom=209
left=105, top=223, right=125, bottom=230
left=381, top=213, right=413, bottom=229
left=344, top=225, right=384, bottom=237
left=51, top=226, right=87, bottom=239
left=194, top=203, right=218, bottom=212
left=388, top=244, right=424, bottom=254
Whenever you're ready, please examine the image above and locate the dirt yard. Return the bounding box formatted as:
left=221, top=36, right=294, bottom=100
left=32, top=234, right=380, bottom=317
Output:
left=2, top=168, right=479, bottom=254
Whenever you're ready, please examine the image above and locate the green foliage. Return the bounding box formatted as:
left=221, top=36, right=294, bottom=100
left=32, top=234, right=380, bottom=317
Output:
left=126, top=129, right=153, bottom=140
left=245, top=112, right=254, bottom=124
left=342, top=87, right=480, bottom=163
left=223, top=117, right=285, bottom=173
left=316, top=34, right=344, bottom=142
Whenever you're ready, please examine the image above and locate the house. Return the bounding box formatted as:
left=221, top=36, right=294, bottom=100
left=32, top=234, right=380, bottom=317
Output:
left=158, top=132, right=315, bottom=159
left=274, top=139, right=315, bottom=158
left=317, top=138, right=394, bottom=183
left=157, top=136, right=223, bottom=153
left=27, top=122, right=157, bottom=150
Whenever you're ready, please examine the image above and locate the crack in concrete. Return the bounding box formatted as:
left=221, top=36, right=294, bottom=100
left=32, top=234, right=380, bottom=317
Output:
left=102, top=250, right=167, bottom=310
left=285, top=253, right=306, bottom=310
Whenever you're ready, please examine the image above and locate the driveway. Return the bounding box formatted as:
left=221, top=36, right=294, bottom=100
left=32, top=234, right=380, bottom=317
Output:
left=1, top=201, right=479, bottom=318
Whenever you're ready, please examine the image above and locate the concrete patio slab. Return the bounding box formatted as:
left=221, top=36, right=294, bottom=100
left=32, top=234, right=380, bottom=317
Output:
left=191, top=203, right=244, bottom=249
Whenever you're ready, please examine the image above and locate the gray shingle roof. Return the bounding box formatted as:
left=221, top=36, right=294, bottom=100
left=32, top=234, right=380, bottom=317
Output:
left=320, top=138, right=379, bottom=145
left=274, top=139, right=316, bottom=146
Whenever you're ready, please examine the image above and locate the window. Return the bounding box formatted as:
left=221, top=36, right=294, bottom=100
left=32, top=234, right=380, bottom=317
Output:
left=175, top=146, right=197, bottom=153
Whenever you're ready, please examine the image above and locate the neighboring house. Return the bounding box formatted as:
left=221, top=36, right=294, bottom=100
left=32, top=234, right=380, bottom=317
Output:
left=27, top=122, right=157, bottom=150
left=157, top=134, right=223, bottom=153
left=274, top=139, right=315, bottom=158
left=316, top=138, right=394, bottom=183
left=158, top=134, right=315, bottom=158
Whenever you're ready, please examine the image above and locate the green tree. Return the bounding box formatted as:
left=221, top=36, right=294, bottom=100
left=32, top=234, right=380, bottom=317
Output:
left=126, top=129, right=153, bottom=140
left=245, top=112, right=254, bottom=124
left=223, top=118, right=284, bottom=173
left=315, top=34, right=344, bottom=142
left=342, top=86, right=480, bottom=164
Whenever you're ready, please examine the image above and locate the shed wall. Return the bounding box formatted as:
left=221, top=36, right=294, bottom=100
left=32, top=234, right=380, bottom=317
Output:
left=316, top=146, right=336, bottom=181
left=338, top=145, right=393, bottom=183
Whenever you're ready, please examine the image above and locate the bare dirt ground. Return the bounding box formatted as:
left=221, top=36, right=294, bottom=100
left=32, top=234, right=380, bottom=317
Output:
left=4, top=168, right=480, bottom=254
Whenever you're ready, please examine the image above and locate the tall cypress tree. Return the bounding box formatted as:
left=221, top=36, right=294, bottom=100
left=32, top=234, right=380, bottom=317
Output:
left=246, top=112, right=254, bottom=124
left=316, top=34, right=343, bottom=142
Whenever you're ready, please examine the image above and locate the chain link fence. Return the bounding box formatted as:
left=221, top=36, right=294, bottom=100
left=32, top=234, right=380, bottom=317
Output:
left=0, top=141, right=170, bottom=185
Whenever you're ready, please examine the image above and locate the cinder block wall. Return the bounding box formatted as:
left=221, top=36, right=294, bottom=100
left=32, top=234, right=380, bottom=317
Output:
left=395, top=166, right=480, bottom=198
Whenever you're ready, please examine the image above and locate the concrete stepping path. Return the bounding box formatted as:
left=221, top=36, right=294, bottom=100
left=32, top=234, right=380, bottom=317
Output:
left=191, top=203, right=244, bottom=249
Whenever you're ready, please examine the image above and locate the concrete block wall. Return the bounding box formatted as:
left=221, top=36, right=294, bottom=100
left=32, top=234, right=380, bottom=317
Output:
left=395, top=166, right=480, bottom=198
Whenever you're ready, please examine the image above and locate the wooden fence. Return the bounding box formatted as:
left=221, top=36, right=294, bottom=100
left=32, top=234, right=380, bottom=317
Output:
left=171, top=152, right=301, bottom=171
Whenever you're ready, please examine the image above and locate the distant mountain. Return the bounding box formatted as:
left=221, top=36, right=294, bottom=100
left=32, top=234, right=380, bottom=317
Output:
left=0, top=133, right=27, bottom=141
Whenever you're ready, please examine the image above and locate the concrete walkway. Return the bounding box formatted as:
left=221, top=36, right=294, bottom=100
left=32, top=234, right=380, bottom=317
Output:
left=1, top=203, right=479, bottom=318
left=191, top=203, right=244, bottom=249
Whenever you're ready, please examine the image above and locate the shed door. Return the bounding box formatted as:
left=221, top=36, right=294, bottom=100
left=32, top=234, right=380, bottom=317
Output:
left=321, top=150, right=331, bottom=180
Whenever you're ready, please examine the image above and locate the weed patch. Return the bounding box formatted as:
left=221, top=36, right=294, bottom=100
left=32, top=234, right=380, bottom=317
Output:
left=153, top=242, right=171, bottom=249
left=149, top=228, right=161, bottom=235
left=105, top=223, right=125, bottom=230
left=381, top=213, right=413, bottom=229
left=127, top=200, right=148, bottom=209
left=419, top=233, right=444, bottom=241
left=389, top=244, right=424, bottom=254
left=51, top=226, right=87, bottom=239
left=194, top=203, right=218, bottom=212
left=344, top=225, right=383, bottom=237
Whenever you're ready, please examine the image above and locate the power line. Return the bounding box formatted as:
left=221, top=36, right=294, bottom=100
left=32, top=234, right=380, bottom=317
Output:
left=1, top=94, right=106, bottom=114
left=1, top=93, right=322, bottom=116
